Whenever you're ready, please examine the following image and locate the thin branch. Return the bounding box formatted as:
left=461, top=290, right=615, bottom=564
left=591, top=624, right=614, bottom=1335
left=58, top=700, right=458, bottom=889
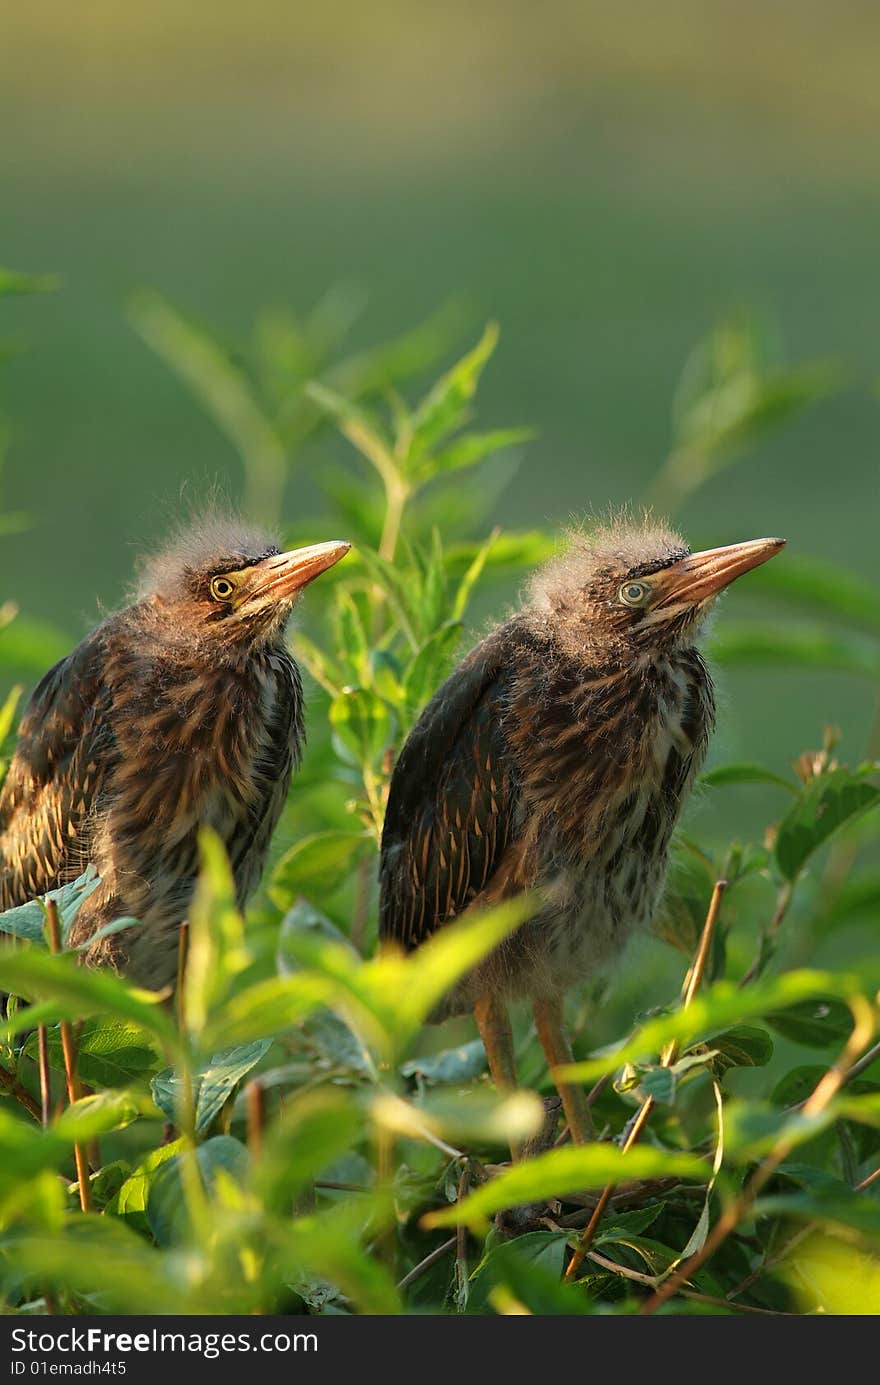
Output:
left=176, top=921, right=189, bottom=1031
left=855, top=1163, right=880, bottom=1193
left=45, top=900, right=92, bottom=1212
left=640, top=992, right=876, bottom=1314
left=565, top=878, right=728, bottom=1280
left=246, top=1079, right=266, bottom=1158
left=842, top=1036, right=880, bottom=1086
left=740, top=880, right=794, bottom=987
left=37, top=1027, right=51, bottom=1129
left=396, top=1237, right=457, bottom=1291
left=0, top=1064, right=42, bottom=1123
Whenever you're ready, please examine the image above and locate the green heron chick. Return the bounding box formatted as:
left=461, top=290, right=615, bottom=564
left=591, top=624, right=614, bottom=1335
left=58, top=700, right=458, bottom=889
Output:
left=379, top=519, right=784, bottom=1146
left=0, top=519, right=349, bottom=989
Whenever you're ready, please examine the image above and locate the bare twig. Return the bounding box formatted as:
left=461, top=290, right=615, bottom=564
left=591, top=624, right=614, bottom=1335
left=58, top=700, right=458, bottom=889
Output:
left=455, top=1166, right=469, bottom=1310
left=246, top=1079, right=266, bottom=1158
left=45, top=899, right=92, bottom=1212
left=397, top=1236, right=457, bottom=1291
left=855, top=1163, right=880, bottom=1193
left=640, top=992, right=875, bottom=1314
left=842, top=1036, right=880, bottom=1086
left=564, top=879, right=728, bottom=1280
left=37, top=1026, right=51, bottom=1129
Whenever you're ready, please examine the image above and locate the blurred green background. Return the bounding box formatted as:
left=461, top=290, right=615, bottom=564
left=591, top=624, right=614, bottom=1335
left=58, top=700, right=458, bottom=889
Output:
left=1, top=0, right=878, bottom=782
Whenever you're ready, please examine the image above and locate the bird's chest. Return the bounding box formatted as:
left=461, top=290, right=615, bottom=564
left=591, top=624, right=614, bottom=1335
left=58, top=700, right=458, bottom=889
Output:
left=521, top=654, right=713, bottom=985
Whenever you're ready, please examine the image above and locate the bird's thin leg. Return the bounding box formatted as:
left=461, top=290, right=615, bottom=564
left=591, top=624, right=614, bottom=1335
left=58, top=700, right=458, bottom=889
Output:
left=473, top=992, right=522, bottom=1160
left=533, top=996, right=594, bottom=1145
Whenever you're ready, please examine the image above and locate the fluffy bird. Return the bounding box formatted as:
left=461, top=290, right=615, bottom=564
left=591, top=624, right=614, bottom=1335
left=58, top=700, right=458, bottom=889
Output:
left=0, top=519, right=349, bottom=989
left=379, top=519, right=784, bottom=1144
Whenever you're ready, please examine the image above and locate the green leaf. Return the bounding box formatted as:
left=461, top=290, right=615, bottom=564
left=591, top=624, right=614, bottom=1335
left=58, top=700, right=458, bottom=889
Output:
left=594, top=1204, right=664, bottom=1245
left=3, top=1218, right=183, bottom=1315
left=151, top=1040, right=272, bottom=1134
left=0, top=615, right=71, bottom=671
left=0, top=867, right=103, bottom=947
left=255, top=1089, right=363, bottom=1210
left=765, top=997, right=854, bottom=1047
left=445, top=530, right=558, bottom=579
left=104, top=1139, right=186, bottom=1234
left=184, top=829, right=250, bottom=1041
left=558, top=970, right=859, bottom=1085
left=402, top=622, right=462, bottom=713
left=146, top=1136, right=249, bottom=1247
left=334, top=591, right=371, bottom=685
left=700, top=763, right=798, bottom=794
left=0, top=269, right=59, bottom=297
left=329, top=687, right=392, bottom=765
left=269, top=831, right=373, bottom=912
left=130, top=291, right=286, bottom=520
left=774, top=770, right=880, bottom=881
left=423, top=1145, right=704, bottom=1230
left=400, top=1039, right=487, bottom=1088
left=23, top=1019, right=160, bottom=1089
left=277, top=904, right=375, bottom=1077
left=408, top=426, right=534, bottom=487
left=55, top=1090, right=139, bottom=1141
left=304, top=381, right=397, bottom=488
left=753, top=1188, right=880, bottom=1239
left=723, top=1099, right=836, bottom=1160
left=201, top=973, right=335, bottom=1051
left=0, top=948, right=179, bottom=1055
left=471, top=1234, right=591, bottom=1315
left=355, top=545, right=420, bottom=647
left=709, top=623, right=880, bottom=679
left=408, top=322, right=500, bottom=456
left=390, top=897, right=535, bottom=1047
left=706, top=1025, right=774, bottom=1074
left=0, top=684, right=21, bottom=746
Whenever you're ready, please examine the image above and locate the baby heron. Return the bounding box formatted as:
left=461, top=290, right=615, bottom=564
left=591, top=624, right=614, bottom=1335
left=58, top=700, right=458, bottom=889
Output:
left=379, top=519, right=784, bottom=1145
left=0, top=518, right=349, bottom=989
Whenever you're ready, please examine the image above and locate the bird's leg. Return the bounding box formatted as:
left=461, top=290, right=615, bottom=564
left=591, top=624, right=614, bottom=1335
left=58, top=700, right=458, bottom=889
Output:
left=473, top=992, right=523, bottom=1160
left=533, top=996, right=594, bottom=1145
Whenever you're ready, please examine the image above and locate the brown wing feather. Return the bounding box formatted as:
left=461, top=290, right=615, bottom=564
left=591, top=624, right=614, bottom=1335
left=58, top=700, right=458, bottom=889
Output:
left=379, top=626, right=519, bottom=949
left=0, top=633, right=114, bottom=908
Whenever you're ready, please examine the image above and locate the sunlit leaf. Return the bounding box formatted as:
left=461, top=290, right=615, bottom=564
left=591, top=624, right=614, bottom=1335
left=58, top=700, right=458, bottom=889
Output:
left=269, top=831, right=373, bottom=912
left=774, top=770, right=880, bottom=881
left=700, top=763, right=798, bottom=794
left=423, top=1145, right=704, bottom=1229
left=558, top=971, right=860, bottom=1085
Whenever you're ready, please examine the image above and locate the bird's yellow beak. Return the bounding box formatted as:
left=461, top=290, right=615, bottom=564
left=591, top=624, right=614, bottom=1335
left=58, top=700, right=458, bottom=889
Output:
left=656, top=536, right=786, bottom=606
left=252, top=540, right=351, bottom=602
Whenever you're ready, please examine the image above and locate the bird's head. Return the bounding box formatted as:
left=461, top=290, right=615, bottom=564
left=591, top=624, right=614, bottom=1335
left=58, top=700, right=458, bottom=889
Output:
left=528, top=518, right=785, bottom=663
left=137, top=518, right=350, bottom=654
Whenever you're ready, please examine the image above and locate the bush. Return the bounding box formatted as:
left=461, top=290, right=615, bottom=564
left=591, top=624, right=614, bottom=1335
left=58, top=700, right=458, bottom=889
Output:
left=1, top=280, right=879, bottom=1315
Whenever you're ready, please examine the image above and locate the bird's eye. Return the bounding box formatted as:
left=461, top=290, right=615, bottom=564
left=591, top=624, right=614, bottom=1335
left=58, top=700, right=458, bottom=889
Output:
left=209, top=576, right=235, bottom=602
left=619, top=581, right=650, bottom=607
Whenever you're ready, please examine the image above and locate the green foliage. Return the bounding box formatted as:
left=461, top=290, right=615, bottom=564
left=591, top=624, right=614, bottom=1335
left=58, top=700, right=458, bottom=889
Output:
left=1, top=294, right=879, bottom=1317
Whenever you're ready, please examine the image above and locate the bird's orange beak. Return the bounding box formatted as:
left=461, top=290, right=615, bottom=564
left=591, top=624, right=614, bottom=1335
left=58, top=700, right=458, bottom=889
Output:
left=656, top=536, right=786, bottom=606
left=252, top=540, right=351, bottom=602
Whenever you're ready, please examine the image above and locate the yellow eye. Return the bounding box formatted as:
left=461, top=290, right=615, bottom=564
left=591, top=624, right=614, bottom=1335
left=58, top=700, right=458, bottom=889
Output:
left=210, top=576, right=235, bottom=601
left=619, top=581, right=650, bottom=607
